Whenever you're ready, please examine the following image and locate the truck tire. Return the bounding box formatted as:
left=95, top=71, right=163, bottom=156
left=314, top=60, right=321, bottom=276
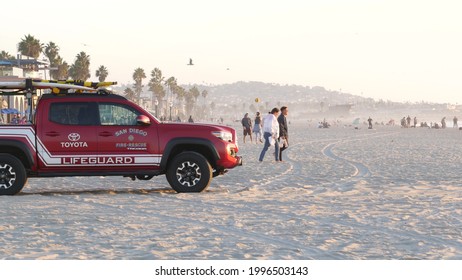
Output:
left=0, top=154, right=27, bottom=195
left=166, top=152, right=212, bottom=193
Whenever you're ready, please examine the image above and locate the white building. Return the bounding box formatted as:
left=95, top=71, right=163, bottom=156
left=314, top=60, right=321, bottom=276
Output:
left=0, top=55, right=50, bottom=123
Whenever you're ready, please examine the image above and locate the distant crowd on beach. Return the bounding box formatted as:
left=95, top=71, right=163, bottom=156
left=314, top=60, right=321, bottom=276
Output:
left=400, top=115, right=459, bottom=129
left=0, top=113, right=28, bottom=125
left=307, top=115, right=461, bottom=130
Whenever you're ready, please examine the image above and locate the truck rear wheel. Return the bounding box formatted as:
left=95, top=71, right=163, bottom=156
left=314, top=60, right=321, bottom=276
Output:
left=166, top=152, right=212, bottom=193
left=0, top=154, right=27, bottom=195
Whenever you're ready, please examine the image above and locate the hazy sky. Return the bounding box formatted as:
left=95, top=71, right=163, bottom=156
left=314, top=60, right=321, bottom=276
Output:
left=2, top=0, right=462, bottom=103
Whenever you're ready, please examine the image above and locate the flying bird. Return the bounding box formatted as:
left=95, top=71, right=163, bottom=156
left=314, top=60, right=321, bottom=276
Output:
left=187, top=58, right=194, bottom=66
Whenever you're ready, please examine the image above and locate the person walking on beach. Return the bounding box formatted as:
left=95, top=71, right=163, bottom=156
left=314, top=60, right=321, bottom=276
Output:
left=241, top=113, right=253, bottom=143
left=253, top=112, right=263, bottom=143
left=453, top=116, right=458, bottom=128
left=259, top=108, right=280, bottom=162
left=413, top=117, right=417, bottom=128
left=441, top=117, right=446, bottom=129
left=278, top=106, right=289, bottom=161
left=406, top=115, right=411, bottom=128
left=367, top=116, right=373, bottom=129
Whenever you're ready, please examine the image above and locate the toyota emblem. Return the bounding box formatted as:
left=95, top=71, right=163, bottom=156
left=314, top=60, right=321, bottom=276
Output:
left=68, top=133, right=81, bottom=141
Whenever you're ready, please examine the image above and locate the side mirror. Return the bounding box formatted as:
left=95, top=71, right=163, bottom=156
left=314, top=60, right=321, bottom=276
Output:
left=136, top=115, right=151, bottom=126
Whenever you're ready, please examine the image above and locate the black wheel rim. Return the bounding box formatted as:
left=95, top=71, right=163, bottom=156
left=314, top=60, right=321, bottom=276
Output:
left=0, top=163, right=16, bottom=190
left=176, top=161, right=201, bottom=187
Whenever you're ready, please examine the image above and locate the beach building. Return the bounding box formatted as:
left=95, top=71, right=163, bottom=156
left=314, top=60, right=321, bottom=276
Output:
left=0, top=55, right=50, bottom=123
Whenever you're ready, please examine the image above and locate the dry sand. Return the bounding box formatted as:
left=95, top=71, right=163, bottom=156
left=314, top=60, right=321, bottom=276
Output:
left=1, top=123, right=461, bottom=259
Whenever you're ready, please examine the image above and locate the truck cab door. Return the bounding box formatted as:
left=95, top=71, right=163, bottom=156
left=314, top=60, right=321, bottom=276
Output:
left=37, top=102, right=98, bottom=171
left=95, top=102, right=160, bottom=172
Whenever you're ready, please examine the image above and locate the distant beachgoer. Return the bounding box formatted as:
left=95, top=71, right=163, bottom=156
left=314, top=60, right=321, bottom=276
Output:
left=367, top=117, right=373, bottom=129
left=10, top=114, right=20, bottom=125
left=188, top=115, right=194, bottom=123
left=413, top=117, right=417, bottom=128
left=278, top=106, right=289, bottom=161
left=453, top=116, right=458, bottom=128
left=441, top=117, right=446, bottom=129
left=400, top=117, right=405, bottom=128
left=259, top=108, right=280, bottom=162
left=19, top=116, right=28, bottom=124
left=252, top=112, right=263, bottom=143
left=406, top=115, right=411, bottom=128
left=241, top=113, right=253, bottom=143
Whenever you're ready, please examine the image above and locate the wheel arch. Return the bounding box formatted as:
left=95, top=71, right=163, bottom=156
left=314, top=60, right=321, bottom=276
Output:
left=0, top=140, right=35, bottom=170
left=160, top=138, right=219, bottom=172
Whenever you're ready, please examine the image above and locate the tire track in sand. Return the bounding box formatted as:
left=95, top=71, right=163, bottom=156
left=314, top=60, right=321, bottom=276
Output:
left=321, top=131, right=398, bottom=180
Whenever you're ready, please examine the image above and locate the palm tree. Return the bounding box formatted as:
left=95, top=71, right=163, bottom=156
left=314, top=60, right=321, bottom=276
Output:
left=148, top=68, right=164, bottom=98
left=148, top=68, right=166, bottom=112
left=184, top=86, right=200, bottom=116
left=201, top=89, right=208, bottom=105
left=44, top=42, right=62, bottom=80
left=95, top=65, right=109, bottom=82
left=124, top=88, right=136, bottom=102
left=69, top=52, right=91, bottom=80
left=17, top=34, right=43, bottom=59
left=190, top=86, right=200, bottom=101
left=54, top=56, right=69, bottom=80
left=44, top=42, right=59, bottom=64
left=164, top=76, right=177, bottom=98
left=0, top=51, right=15, bottom=60
left=176, top=85, right=186, bottom=101
left=133, top=67, right=146, bottom=104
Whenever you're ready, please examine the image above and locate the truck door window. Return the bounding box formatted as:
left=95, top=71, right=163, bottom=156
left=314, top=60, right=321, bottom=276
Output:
left=49, top=102, right=99, bottom=125
left=98, top=103, right=139, bottom=125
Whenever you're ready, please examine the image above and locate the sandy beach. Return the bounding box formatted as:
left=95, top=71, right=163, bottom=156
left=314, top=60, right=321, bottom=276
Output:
left=1, top=123, right=461, bottom=259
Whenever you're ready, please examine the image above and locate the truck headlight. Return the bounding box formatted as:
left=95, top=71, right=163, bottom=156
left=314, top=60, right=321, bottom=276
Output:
left=212, top=131, right=233, bottom=142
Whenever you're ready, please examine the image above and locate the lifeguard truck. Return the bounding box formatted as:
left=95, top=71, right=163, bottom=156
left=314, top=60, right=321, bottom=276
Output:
left=0, top=79, right=241, bottom=195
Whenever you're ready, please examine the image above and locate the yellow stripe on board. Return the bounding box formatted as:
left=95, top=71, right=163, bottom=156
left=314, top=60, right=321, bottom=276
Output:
left=32, top=79, right=117, bottom=88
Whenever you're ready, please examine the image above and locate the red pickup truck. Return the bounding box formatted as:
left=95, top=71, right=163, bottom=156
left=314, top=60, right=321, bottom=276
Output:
left=0, top=91, right=242, bottom=195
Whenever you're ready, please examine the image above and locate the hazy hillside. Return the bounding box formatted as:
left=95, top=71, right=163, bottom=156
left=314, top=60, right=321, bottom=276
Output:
left=187, top=81, right=457, bottom=124
left=117, top=81, right=458, bottom=125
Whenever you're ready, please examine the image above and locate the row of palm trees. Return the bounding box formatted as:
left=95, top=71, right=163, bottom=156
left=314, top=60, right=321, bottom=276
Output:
left=127, top=66, right=209, bottom=118
left=1, top=34, right=108, bottom=82
left=2, top=34, right=210, bottom=119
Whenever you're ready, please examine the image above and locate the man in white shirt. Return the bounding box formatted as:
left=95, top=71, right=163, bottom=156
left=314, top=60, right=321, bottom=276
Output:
left=259, top=107, right=280, bottom=162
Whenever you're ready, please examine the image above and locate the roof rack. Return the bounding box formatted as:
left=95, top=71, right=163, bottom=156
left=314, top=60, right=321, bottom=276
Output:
left=0, top=78, right=117, bottom=95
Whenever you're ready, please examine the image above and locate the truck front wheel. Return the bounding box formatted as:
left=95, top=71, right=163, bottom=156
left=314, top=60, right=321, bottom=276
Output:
left=0, top=154, right=27, bottom=195
left=166, top=152, right=212, bottom=193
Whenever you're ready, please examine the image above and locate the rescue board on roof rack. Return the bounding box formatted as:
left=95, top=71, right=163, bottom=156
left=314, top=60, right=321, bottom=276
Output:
left=0, top=78, right=117, bottom=91
left=0, top=81, right=93, bottom=91
left=35, top=79, right=117, bottom=89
